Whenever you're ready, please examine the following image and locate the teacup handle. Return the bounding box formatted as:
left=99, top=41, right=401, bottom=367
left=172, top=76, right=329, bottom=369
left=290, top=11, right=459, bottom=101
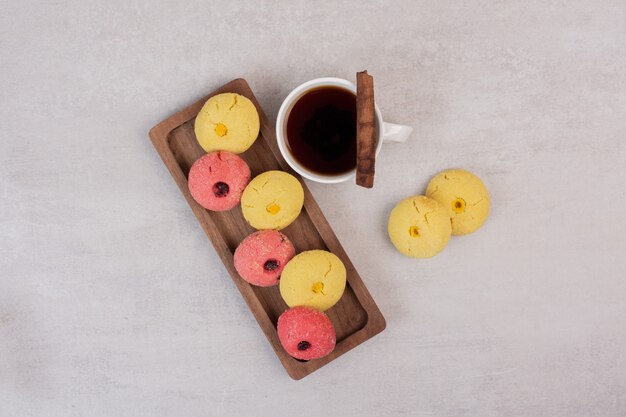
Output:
left=382, top=122, right=413, bottom=143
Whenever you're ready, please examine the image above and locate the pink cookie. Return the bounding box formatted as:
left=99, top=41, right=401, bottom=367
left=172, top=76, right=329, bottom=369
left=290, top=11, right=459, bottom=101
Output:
left=188, top=151, right=251, bottom=211
left=234, top=230, right=295, bottom=287
left=277, top=306, right=336, bottom=360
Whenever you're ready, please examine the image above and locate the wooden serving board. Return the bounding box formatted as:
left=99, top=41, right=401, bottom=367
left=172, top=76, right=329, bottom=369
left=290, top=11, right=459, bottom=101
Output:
left=149, top=78, right=385, bottom=380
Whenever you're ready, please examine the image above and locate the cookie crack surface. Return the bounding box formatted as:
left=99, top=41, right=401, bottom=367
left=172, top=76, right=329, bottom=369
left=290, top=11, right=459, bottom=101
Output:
left=412, top=200, right=421, bottom=214
left=259, top=177, right=271, bottom=190
left=323, top=259, right=332, bottom=278
left=229, top=94, right=238, bottom=111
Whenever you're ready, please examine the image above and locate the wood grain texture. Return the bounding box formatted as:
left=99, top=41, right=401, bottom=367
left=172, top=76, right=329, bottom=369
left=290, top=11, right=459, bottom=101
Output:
left=356, top=70, right=377, bottom=188
left=148, top=78, right=385, bottom=380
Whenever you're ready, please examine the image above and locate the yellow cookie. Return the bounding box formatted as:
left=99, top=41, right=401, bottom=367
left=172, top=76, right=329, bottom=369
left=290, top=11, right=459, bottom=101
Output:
left=280, top=250, right=347, bottom=311
left=388, top=195, right=452, bottom=258
left=241, top=171, right=304, bottom=230
left=426, top=169, right=490, bottom=235
left=194, top=93, right=260, bottom=154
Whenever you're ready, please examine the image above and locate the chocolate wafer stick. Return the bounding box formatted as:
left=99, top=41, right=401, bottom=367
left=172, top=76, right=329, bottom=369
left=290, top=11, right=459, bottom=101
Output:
left=356, top=70, right=377, bottom=188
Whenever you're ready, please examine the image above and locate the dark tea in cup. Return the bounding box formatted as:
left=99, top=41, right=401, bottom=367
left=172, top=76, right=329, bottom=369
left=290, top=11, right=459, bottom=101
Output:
left=285, top=86, right=357, bottom=175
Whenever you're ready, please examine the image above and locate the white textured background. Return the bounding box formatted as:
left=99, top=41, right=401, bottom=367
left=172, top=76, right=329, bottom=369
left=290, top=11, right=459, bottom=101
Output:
left=1, top=1, right=625, bottom=416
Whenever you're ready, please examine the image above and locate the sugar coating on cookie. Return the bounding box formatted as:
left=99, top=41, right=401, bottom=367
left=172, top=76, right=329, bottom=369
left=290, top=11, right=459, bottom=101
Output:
left=426, top=169, right=490, bottom=235
left=277, top=306, right=336, bottom=360
left=234, top=230, right=296, bottom=287
left=241, top=171, right=304, bottom=230
left=279, top=250, right=346, bottom=311
left=194, top=93, right=260, bottom=154
left=388, top=195, right=452, bottom=258
left=188, top=151, right=251, bottom=211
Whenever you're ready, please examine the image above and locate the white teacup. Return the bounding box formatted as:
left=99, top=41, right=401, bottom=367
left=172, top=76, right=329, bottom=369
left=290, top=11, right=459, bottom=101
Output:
left=276, top=77, right=413, bottom=184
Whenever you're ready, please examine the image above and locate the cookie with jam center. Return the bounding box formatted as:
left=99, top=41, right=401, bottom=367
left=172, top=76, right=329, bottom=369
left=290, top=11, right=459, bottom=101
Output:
left=194, top=93, right=260, bottom=154
left=388, top=195, right=452, bottom=258
left=277, top=306, right=336, bottom=360
left=426, top=169, right=490, bottom=235
left=241, top=171, right=304, bottom=230
left=188, top=151, right=251, bottom=211
left=279, top=250, right=346, bottom=311
left=234, top=230, right=295, bottom=287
